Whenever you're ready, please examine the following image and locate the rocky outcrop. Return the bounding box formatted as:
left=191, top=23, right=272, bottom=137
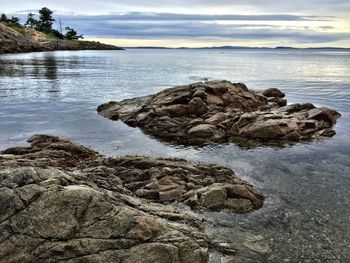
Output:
left=98, top=80, right=341, bottom=146
left=0, top=135, right=264, bottom=262
left=0, top=22, right=123, bottom=54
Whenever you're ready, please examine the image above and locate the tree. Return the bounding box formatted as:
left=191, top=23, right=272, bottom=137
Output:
left=0, top=13, right=7, bottom=22
left=9, top=16, right=20, bottom=24
left=65, top=26, right=83, bottom=40
left=24, top=12, right=38, bottom=28
left=51, top=29, right=64, bottom=39
left=38, top=7, right=55, bottom=33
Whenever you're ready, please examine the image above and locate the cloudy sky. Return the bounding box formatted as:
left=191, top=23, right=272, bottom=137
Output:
left=2, top=0, right=350, bottom=47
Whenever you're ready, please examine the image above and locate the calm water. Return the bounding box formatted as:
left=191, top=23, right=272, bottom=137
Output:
left=0, top=49, right=350, bottom=262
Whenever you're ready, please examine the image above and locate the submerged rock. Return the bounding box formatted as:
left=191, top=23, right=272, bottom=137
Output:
left=0, top=135, right=264, bottom=262
left=97, top=80, right=341, bottom=147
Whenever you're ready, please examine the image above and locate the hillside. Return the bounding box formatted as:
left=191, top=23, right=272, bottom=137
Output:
left=0, top=22, right=123, bottom=54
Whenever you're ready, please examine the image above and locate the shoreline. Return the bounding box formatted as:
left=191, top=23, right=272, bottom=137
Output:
left=0, top=39, right=124, bottom=55
left=0, top=22, right=124, bottom=54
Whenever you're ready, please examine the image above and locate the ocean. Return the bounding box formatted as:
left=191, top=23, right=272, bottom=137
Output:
left=1, top=49, right=349, bottom=262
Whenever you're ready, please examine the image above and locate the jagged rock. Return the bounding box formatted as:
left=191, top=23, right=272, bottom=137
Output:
left=97, top=80, right=341, bottom=147
left=0, top=135, right=265, bottom=262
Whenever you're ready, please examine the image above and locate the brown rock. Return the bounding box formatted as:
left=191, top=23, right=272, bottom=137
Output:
left=0, top=135, right=267, bottom=262
left=188, top=124, right=216, bottom=137
left=159, top=189, right=182, bottom=201
left=97, top=80, right=340, bottom=147
left=207, top=94, right=224, bottom=106
left=225, top=198, right=254, bottom=213
left=192, top=89, right=208, bottom=99
left=199, top=187, right=227, bottom=210
left=188, top=97, right=209, bottom=115
left=262, top=88, right=285, bottom=98
left=307, top=107, right=339, bottom=124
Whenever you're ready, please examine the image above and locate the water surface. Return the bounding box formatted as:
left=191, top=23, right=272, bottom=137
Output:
left=0, top=49, right=349, bottom=262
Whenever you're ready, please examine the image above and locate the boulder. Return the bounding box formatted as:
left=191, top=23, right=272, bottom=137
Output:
left=262, top=88, right=285, bottom=98
left=97, top=80, right=341, bottom=147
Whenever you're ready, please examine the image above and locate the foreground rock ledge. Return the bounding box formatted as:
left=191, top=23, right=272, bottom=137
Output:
left=0, top=135, right=264, bottom=262
left=97, top=80, right=341, bottom=146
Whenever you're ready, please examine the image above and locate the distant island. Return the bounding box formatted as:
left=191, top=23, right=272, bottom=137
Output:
left=128, top=46, right=350, bottom=50
left=0, top=7, right=123, bottom=54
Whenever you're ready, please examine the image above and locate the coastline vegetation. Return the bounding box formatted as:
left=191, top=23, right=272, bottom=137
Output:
left=0, top=7, right=83, bottom=40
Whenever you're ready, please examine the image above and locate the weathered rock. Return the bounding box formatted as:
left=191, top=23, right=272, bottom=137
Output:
left=188, top=124, right=216, bottom=137
left=262, top=88, right=285, bottom=98
left=98, top=80, right=341, bottom=147
left=0, top=135, right=265, bottom=262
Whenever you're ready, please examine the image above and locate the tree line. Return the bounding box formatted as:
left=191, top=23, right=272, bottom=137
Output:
left=0, top=7, right=83, bottom=40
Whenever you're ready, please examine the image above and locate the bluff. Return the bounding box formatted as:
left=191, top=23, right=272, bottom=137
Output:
left=0, top=22, right=123, bottom=54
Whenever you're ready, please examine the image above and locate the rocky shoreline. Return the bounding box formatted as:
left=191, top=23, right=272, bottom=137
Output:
left=0, top=135, right=264, bottom=262
left=98, top=80, right=341, bottom=147
left=0, top=22, right=123, bottom=54
left=0, top=39, right=124, bottom=54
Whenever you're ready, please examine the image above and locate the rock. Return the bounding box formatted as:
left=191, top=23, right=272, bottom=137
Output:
left=193, top=89, right=208, bottom=99
left=268, top=97, right=287, bottom=106
left=0, top=135, right=265, bottom=262
left=207, top=94, right=224, bottom=105
left=205, top=113, right=228, bottom=125
left=159, top=189, right=182, bottom=201
left=188, top=124, right=216, bottom=137
left=225, top=198, right=254, bottom=213
left=97, top=80, right=341, bottom=147
left=199, top=187, right=227, bottom=210
left=262, top=88, right=285, bottom=98
left=307, top=107, right=340, bottom=125
left=188, top=97, right=209, bottom=115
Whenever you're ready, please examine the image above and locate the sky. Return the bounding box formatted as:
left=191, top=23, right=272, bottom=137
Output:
left=1, top=0, right=350, bottom=47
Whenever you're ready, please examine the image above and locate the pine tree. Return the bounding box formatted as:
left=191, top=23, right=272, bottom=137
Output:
left=38, top=7, right=55, bottom=33
left=24, top=12, right=38, bottom=28
left=0, top=13, right=8, bottom=22
left=65, top=26, right=84, bottom=40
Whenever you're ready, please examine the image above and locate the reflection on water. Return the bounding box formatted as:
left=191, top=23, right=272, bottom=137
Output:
left=0, top=49, right=350, bottom=262
left=0, top=52, right=82, bottom=97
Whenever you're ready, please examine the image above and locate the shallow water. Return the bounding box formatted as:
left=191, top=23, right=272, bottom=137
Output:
left=0, top=49, right=350, bottom=262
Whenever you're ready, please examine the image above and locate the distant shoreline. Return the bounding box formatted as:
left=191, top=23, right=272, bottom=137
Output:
left=126, top=46, right=350, bottom=51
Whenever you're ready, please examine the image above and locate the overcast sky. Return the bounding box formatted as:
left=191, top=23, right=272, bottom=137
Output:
left=1, top=0, right=350, bottom=47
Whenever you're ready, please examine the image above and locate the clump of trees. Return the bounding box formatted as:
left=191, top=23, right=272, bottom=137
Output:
left=0, top=13, right=21, bottom=26
left=1, top=7, right=83, bottom=40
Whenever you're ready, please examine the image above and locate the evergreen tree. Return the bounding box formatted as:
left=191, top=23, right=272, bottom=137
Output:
left=9, top=16, right=20, bottom=24
left=65, top=26, right=83, bottom=40
left=24, top=12, right=38, bottom=28
left=38, top=7, right=55, bottom=33
left=0, top=13, right=7, bottom=22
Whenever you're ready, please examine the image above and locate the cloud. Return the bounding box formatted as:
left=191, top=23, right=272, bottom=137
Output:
left=7, top=0, right=350, bottom=16
left=43, top=13, right=347, bottom=44
left=8, top=11, right=350, bottom=47
left=57, top=13, right=334, bottom=22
